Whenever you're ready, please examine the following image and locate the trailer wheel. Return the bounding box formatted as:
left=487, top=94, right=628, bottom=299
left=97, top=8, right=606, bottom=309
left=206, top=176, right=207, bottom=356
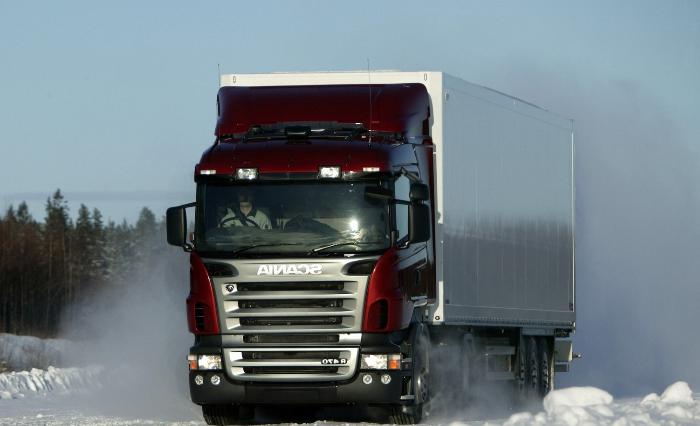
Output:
left=515, top=336, right=527, bottom=397
left=202, top=404, right=254, bottom=425
left=538, top=337, right=554, bottom=396
left=526, top=337, right=540, bottom=398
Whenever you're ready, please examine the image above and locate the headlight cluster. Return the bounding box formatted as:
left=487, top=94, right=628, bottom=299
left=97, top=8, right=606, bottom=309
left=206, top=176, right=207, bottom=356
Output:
left=188, top=354, right=222, bottom=370
left=360, top=354, right=401, bottom=370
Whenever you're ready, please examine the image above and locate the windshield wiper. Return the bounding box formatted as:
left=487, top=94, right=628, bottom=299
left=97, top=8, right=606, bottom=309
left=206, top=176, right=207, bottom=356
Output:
left=232, top=243, right=302, bottom=255
left=307, top=241, right=383, bottom=255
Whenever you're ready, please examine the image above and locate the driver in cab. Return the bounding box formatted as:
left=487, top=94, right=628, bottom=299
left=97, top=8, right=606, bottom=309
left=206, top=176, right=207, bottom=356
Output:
left=219, top=189, right=272, bottom=230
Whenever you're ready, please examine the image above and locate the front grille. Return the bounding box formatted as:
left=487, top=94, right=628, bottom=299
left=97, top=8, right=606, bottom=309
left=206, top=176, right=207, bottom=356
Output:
left=243, top=334, right=340, bottom=344
left=220, top=280, right=360, bottom=333
left=243, top=367, right=339, bottom=375
left=239, top=299, right=344, bottom=309
left=241, top=351, right=340, bottom=360
left=237, top=282, right=343, bottom=292
left=240, top=317, right=343, bottom=327
left=206, top=258, right=371, bottom=383
left=227, top=347, right=358, bottom=382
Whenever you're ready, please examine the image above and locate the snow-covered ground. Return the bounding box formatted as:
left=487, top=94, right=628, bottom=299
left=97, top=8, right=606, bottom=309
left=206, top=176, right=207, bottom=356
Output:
left=1, top=364, right=699, bottom=425
left=2, top=334, right=699, bottom=425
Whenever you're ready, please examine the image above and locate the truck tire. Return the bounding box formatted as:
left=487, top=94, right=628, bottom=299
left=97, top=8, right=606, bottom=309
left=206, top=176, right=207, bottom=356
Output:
left=387, top=324, right=430, bottom=424
left=515, top=336, right=527, bottom=398
left=526, top=336, right=540, bottom=399
left=537, top=337, right=554, bottom=396
left=202, top=404, right=254, bottom=425
left=514, top=335, right=541, bottom=405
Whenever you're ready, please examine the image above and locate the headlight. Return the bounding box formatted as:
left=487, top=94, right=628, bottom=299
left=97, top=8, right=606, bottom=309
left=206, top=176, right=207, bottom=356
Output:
left=361, top=354, right=401, bottom=370
left=195, top=354, right=222, bottom=370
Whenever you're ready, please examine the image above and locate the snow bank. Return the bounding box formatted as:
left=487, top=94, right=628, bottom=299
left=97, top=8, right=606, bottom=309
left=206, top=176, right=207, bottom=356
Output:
left=497, top=381, right=699, bottom=426
left=0, top=333, right=73, bottom=371
left=0, top=366, right=101, bottom=400
left=543, top=386, right=613, bottom=412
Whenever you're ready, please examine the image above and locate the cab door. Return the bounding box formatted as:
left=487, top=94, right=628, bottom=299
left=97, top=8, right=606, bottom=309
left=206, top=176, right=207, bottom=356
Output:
left=393, top=172, right=430, bottom=306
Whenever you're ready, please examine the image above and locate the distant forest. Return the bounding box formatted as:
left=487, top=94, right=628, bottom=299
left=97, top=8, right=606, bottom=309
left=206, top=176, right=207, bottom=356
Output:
left=0, top=189, right=166, bottom=337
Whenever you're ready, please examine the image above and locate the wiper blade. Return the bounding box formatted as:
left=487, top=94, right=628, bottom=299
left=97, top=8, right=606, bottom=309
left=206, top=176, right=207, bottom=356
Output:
left=307, top=241, right=383, bottom=255
left=232, top=243, right=302, bottom=255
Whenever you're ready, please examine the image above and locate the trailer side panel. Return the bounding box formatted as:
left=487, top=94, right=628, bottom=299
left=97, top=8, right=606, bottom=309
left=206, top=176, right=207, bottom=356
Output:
left=438, top=75, right=575, bottom=328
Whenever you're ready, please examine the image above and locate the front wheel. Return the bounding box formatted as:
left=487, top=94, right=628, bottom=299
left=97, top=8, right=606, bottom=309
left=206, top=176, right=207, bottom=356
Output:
left=388, top=324, right=430, bottom=424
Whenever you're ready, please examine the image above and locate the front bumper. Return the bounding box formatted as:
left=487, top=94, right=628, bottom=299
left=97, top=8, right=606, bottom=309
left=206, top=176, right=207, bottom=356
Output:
left=189, top=369, right=407, bottom=405
left=189, top=333, right=412, bottom=405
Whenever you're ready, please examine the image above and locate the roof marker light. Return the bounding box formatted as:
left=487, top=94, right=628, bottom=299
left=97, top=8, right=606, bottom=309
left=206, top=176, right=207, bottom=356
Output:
left=363, top=167, right=380, bottom=172
left=319, top=166, right=341, bottom=179
left=236, top=168, right=258, bottom=180
left=200, top=169, right=217, bottom=175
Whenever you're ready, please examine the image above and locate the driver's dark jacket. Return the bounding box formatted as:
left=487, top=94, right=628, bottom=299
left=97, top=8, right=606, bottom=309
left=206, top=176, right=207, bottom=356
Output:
left=219, top=207, right=272, bottom=230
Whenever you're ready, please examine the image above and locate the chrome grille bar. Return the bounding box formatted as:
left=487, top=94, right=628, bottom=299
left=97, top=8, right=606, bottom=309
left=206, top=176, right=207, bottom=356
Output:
left=226, top=347, right=358, bottom=382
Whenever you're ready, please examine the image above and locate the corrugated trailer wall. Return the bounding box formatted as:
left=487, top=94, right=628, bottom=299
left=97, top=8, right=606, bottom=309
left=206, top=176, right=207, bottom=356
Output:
left=437, top=74, right=575, bottom=328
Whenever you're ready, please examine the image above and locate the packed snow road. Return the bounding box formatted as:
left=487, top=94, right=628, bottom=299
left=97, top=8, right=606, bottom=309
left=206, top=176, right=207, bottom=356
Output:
left=1, top=366, right=700, bottom=425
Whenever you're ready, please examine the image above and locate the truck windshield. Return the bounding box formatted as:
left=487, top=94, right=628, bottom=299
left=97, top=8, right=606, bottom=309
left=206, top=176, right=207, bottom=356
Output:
left=196, top=181, right=391, bottom=256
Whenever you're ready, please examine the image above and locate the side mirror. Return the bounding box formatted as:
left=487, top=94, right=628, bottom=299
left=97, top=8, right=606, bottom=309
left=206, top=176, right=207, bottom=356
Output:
left=410, top=183, right=429, bottom=201
left=409, top=203, right=431, bottom=244
left=167, top=202, right=195, bottom=250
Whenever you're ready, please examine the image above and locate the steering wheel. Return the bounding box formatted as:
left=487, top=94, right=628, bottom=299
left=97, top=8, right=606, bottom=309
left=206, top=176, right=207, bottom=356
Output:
left=283, top=215, right=306, bottom=231
left=283, top=215, right=339, bottom=236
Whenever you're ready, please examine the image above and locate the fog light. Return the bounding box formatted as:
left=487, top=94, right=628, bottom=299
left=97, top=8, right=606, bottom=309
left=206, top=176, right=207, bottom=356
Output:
left=362, top=374, right=373, bottom=384
left=198, top=354, right=222, bottom=370
left=381, top=374, right=392, bottom=385
left=236, top=168, right=258, bottom=180
left=210, top=375, right=221, bottom=386
left=194, top=375, right=204, bottom=386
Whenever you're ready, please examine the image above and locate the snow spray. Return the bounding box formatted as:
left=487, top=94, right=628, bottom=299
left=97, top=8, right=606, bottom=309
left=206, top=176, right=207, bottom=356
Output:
left=59, top=249, right=199, bottom=420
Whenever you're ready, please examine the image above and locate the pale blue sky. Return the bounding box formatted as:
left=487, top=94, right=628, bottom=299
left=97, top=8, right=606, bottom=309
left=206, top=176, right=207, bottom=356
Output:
left=0, top=0, right=698, bottom=222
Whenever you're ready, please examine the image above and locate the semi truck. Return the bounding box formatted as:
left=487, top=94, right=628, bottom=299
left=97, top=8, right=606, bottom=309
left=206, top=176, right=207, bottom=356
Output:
left=166, top=71, right=575, bottom=424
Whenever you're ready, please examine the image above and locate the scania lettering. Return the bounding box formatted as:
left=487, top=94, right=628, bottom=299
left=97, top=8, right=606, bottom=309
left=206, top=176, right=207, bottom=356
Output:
left=256, top=264, right=323, bottom=276
left=167, top=71, right=576, bottom=424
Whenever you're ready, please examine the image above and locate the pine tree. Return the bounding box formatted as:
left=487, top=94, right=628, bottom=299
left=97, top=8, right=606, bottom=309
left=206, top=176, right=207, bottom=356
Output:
left=14, top=203, right=42, bottom=334
left=71, top=204, right=94, bottom=317
left=43, top=189, right=72, bottom=334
